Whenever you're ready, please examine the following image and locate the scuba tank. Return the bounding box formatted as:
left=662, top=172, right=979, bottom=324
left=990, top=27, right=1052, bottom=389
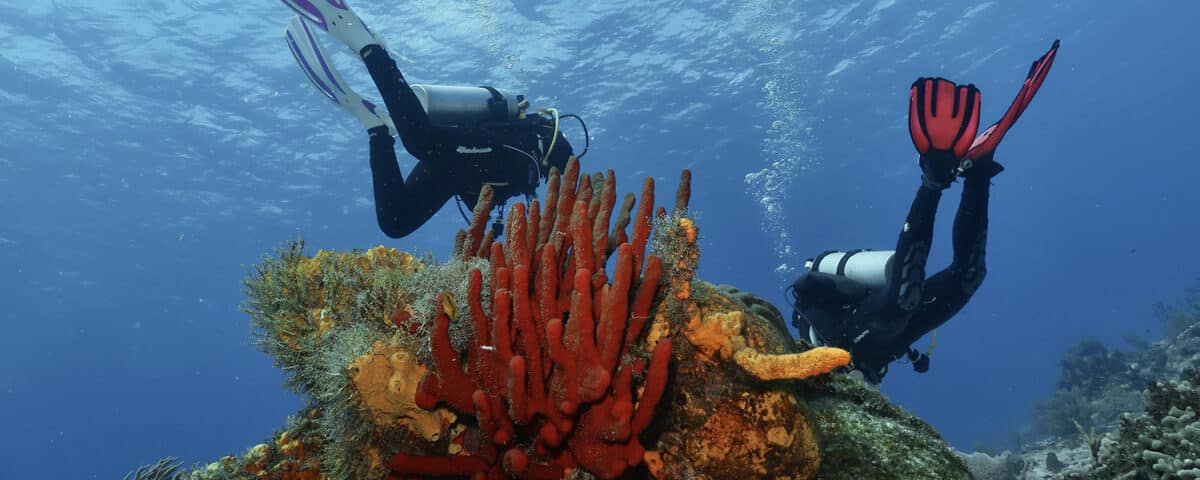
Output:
left=425, top=83, right=592, bottom=239
left=410, top=84, right=524, bottom=126
left=410, top=83, right=591, bottom=159
left=804, top=249, right=894, bottom=288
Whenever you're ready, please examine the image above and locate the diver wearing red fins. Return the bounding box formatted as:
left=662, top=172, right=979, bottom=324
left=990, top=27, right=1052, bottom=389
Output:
left=790, top=40, right=1061, bottom=384
left=280, top=0, right=583, bottom=239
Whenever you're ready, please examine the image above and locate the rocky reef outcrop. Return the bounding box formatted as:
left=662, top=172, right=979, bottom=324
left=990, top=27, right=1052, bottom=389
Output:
left=126, top=161, right=970, bottom=480
left=1087, top=370, right=1200, bottom=479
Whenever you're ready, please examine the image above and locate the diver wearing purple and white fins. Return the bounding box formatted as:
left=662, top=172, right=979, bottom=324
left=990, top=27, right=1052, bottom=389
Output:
left=789, top=40, right=1060, bottom=384
left=281, top=1, right=585, bottom=239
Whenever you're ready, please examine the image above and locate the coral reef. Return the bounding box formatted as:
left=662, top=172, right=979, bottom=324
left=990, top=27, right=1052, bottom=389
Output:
left=1021, top=369, right=1200, bottom=479
left=180, top=413, right=325, bottom=480
left=958, top=451, right=1025, bottom=480
left=1088, top=370, right=1200, bottom=479
left=1155, top=284, right=1200, bottom=340
left=1032, top=338, right=1149, bottom=439
left=393, top=166, right=675, bottom=479
left=714, top=286, right=973, bottom=480
left=1006, top=440, right=1093, bottom=480
left=996, top=286, right=1200, bottom=480
left=1026, top=286, right=1200, bottom=447
left=801, top=365, right=971, bottom=479
left=128, top=159, right=977, bottom=480
left=1057, top=339, right=1142, bottom=397
left=650, top=280, right=825, bottom=480
left=1166, top=324, right=1200, bottom=381
left=125, top=457, right=188, bottom=480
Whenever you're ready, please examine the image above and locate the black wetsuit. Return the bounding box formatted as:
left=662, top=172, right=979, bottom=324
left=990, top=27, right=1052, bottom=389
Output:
left=358, top=44, right=574, bottom=238
left=790, top=163, right=998, bottom=383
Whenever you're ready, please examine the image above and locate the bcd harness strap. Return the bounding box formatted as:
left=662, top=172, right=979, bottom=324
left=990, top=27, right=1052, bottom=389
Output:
left=481, top=86, right=508, bottom=122
left=808, top=250, right=836, bottom=272
left=835, top=249, right=865, bottom=275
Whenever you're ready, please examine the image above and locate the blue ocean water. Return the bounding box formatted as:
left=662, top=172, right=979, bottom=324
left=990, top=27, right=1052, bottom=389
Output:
left=1, top=0, right=1196, bottom=478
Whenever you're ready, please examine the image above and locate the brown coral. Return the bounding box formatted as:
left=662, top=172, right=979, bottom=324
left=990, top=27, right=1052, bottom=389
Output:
left=271, top=245, right=419, bottom=348
left=233, top=428, right=324, bottom=480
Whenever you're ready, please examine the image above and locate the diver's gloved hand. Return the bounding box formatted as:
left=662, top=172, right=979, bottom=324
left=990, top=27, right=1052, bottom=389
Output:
left=908, top=77, right=981, bottom=189
left=857, top=360, right=888, bottom=385
left=907, top=348, right=930, bottom=373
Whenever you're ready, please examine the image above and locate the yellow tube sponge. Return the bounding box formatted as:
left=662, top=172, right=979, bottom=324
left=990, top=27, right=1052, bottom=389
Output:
left=733, top=346, right=851, bottom=381
left=686, top=310, right=850, bottom=381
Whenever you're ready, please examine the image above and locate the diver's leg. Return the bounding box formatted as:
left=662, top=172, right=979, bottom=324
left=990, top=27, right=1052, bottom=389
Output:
left=285, top=17, right=393, bottom=133
left=894, top=271, right=970, bottom=350
left=826, top=182, right=943, bottom=378
left=359, top=44, right=441, bottom=160
left=895, top=172, right=994, bottom=346
left=888, top=185, right=944, bottom=311
left=949, top=168, right=992, bottom=290
left=369, top=126, right=454, bottom=238
left=857, top=184, right=944, bottom=330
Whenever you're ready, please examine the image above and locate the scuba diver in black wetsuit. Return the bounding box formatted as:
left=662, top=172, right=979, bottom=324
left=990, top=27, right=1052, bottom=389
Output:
left=281, top=0, right=584, bottom=239
left=789, top=40, right=1060, bottom=384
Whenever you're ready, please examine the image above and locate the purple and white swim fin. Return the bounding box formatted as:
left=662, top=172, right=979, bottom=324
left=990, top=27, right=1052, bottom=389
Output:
left=280, top=0, right=384, bottom=54
left=285, top=16, right=394, bottom=134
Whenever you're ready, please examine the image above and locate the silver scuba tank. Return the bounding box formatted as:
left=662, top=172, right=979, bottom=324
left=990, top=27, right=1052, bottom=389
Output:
left=804, top=250, right=894, bottom=288
left=409, top=84, right=523, bottom=126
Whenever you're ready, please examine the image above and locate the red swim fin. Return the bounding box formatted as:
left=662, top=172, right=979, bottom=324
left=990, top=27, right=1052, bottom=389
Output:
left=965, top=39, right=1060, bottom=161
left=909, top=77, right=982, bottom=159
